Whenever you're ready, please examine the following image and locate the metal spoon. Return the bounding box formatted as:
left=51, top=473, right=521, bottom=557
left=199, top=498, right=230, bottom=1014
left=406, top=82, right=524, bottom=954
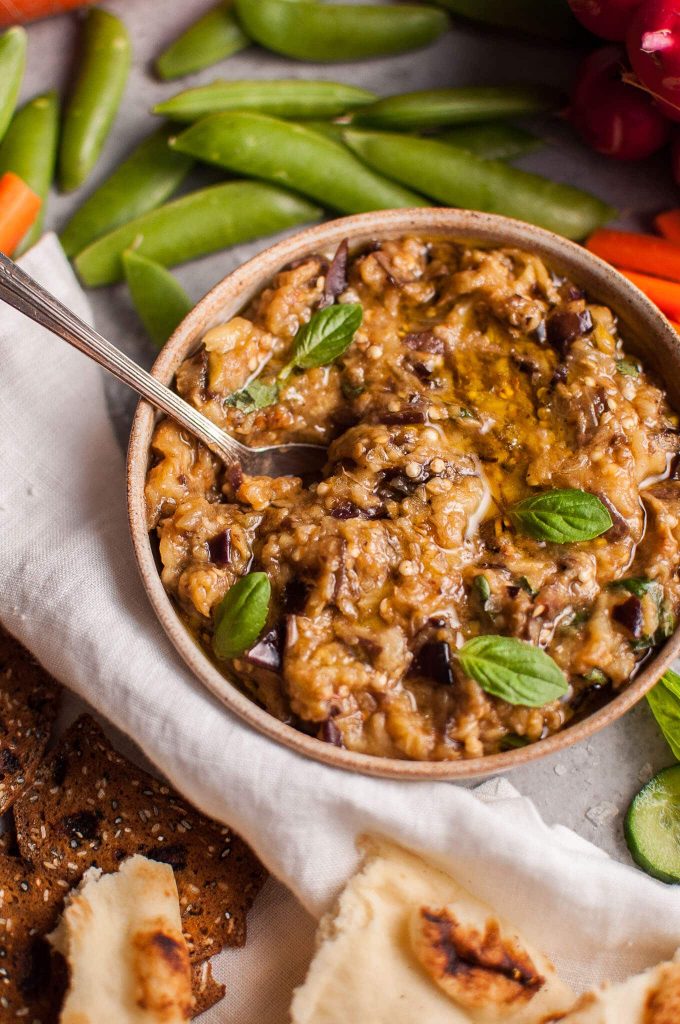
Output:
left=0, top=252, right=327, bottom=476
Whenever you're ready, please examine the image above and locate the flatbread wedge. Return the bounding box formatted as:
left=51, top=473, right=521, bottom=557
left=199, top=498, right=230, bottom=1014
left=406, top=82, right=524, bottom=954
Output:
left=49, top=854, right=193, bottom=1023
left=291, top=836, right=574, bottom=1024
left=548, top=954, right=680, bottom=1023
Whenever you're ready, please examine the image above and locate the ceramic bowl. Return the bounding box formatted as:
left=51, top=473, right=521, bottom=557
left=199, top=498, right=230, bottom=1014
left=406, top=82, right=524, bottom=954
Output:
left=127, top=207, right=680, bottom=780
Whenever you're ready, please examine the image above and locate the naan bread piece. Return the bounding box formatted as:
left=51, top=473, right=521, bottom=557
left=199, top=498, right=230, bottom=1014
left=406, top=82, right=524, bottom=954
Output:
left=290, top=836, right=574, bottom=1024
left=550, top=955, right=680, bottom=1023
left=49, top=854, right=193, bottom=1024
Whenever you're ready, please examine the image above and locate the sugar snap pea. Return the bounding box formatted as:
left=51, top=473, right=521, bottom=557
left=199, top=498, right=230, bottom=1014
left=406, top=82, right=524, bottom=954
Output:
left=353, top=85, right=559, bottom=131
left=60, top=127, right=194, bottom=259
left=0, top=92, right=59, bottom=255
left=234, top=0, right=449, bottom=62
left=171, top=112, right=426, bottom=215
left=154, top=79, right=376, bottom=123
left=437, top=122, right=541, bottom=160
left=431, top=0, right=578, bottom=41
left=74, top=181, right=321, bottom=288
left=155, top=2, right=249, bottom=81
left=0, top=26, right=27, bottom=146
left=343, top=129, right=614, bottom=241
left=122, top=250, right=192, bottom=348
left=60, top=8, right=132, bottom=193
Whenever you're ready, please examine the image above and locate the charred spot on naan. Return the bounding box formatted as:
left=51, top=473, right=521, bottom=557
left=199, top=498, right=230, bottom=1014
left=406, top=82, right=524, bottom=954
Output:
left=644, top=961, right=680, bottom=1024
left=410, top=905, right=545, bottom=1010
left=132, top=922, right=193, bottom=1019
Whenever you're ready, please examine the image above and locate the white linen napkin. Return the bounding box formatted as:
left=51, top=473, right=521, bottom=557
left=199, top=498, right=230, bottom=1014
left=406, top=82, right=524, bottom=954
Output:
left=2, top=235, right=680, bottom=1019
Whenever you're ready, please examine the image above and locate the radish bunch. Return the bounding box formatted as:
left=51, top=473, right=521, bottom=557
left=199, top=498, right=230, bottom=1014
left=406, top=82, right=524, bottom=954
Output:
left=568, top=0, right=680, bottom=179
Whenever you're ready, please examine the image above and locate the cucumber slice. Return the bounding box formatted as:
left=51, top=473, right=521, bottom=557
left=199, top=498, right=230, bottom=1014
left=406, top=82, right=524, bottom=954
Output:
left=625, top=765, right=680, bottom=883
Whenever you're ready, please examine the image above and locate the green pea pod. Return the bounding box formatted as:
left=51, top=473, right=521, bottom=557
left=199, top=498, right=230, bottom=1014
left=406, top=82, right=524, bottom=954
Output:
left=155, top=2, right=249, bottom=81
left=234, top=0, right=449, bottom=61
left=60, top=127, right=194, bottom=258
left=74, top=180, right=321, bottom=288
left=353, top=85, right=559, bottom=131
left=430, top=0, right=578, bottom=41
left=122, top=250, right=192, bottom=348
left=0, top=92, right=59, bottom=255
left=171, top=112, right=426, bottom=215
left=154, top=79, right=376, bottom=123
left=344, top=129, right=615, bottom=241
left=59, top=9, right=132, bottom=193
left=437, top=121, right=541, bottom=160
left=0, top=26, right=27, bottom=146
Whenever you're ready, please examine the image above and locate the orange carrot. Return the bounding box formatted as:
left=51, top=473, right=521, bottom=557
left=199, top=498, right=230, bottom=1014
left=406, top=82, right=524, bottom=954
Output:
left=655, top=209, right=680, bottom=245
left=0, top=1, right=91, bottom=26
left=620, top=269, right=680, bottom=322
left=0, top=171, right=41, bottom=256
left=586, top=228, right=680, bottom=284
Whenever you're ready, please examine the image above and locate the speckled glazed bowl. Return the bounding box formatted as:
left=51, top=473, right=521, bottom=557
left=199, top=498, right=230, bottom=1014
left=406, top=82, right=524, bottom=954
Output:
left=127, top=208, right=680, bottom=780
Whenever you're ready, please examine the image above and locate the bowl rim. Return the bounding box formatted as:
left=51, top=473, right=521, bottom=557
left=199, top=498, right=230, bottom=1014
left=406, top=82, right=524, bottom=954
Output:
left=127, top=206, right=680, bottom=780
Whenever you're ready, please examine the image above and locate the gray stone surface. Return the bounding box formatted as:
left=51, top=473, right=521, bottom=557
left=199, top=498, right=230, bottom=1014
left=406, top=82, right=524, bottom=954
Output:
left=18, top=0, right=679, bottom=865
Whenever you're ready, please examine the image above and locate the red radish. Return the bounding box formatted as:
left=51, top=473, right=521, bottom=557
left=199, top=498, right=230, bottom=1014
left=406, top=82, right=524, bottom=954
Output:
left=570, top=45, right=670, bottom=159
left=568, top=0, right=643, bottom=42
left=627, top=0, right=680, bottom=121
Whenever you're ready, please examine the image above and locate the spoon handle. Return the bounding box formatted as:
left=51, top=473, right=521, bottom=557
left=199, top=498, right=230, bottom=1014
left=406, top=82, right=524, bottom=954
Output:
left=0, top=252, right=245, bottom=468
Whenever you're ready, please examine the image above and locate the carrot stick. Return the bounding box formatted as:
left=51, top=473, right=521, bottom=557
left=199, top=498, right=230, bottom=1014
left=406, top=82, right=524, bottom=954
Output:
left=655, top=209, right=680, bottom=245
left=0, top=171, right=41, bottom=256
left=0, top=1, right=90, bottom=27
left=620, top=269, right=680, bottom=322
left=586, top=228, right=680, bottom=284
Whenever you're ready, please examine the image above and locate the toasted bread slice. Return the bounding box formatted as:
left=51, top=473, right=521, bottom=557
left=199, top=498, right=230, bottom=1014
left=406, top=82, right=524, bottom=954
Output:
left=14, top=715, right=266, bottom=963
left=0, top=627, right=60, bottom=813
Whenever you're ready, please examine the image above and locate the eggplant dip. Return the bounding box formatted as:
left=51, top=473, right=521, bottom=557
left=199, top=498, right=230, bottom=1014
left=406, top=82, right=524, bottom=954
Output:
left=145, top=236, right=680, bottom=761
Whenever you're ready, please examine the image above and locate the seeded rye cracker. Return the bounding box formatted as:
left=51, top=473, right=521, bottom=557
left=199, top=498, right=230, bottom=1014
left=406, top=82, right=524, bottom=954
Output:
left=13, top=715, right=266, bottom=964
left=0, top=627, right=60, bottom=813
left=192, top=961, right=226, bottom=1016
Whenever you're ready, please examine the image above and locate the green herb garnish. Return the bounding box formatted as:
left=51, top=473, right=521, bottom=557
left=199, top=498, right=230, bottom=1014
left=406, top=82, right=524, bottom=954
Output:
left=473, top=574, right=491, bottom=606
left=583, top=667, right=609, bottom=686
left=457, top=635, right=568, bottom=707
left=213, top=571, right=271, bottom=661
left=647, top=669, right=680, bottom=761
left=508, top=489, right=612, bottom=544
left=616, top=359, right=639, bottom=377
left=226, top=303, right=363, bottom=411
left=500, top=733, right=531, bottom=750
left=280, top=302, right=363, bottom=379
left=226, top=378, right=280, bottom=413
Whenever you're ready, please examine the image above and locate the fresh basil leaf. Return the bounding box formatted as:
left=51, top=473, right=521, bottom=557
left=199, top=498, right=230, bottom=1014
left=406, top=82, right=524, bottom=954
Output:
left=509, top=489, right=612, bottom=543
left=285, top=302, right=363, bottom=375
left=616, top=359, right=639, bottom=377
left=213, top=571, right=271, bottom=661
left=658, top=600, right=676, bottom=641
left=457, top=634, right=568, bottom=707
left=647, top=669, right=680, bottom=761
left=226, top=378, right=279, bottom=413
left=473, top=574, right=491, bottom=605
